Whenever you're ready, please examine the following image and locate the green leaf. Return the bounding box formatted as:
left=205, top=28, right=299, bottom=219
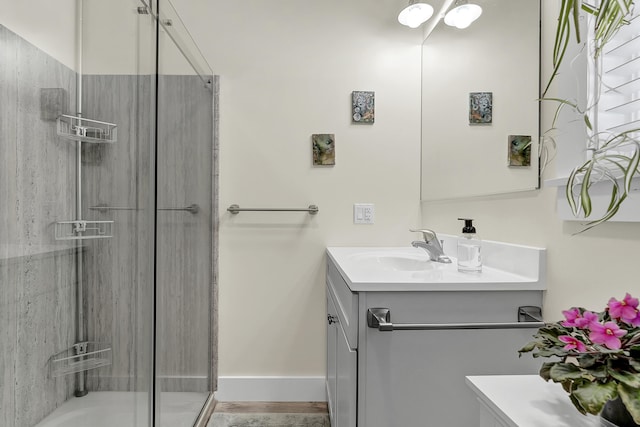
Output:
left=580, top=164, right=594, bottom=217
left=629, top=359, right=640, bottom=372
left=566, top=167, right=581, bottom=216
left=550, top=363, right=585, bottom=381
left=535, top=348, right=570, bottom=358
left=582, top=193, right=626, bottom=232
left=606, top=176, right=620, bottom=213
left=545, top=0, right=574, bottom=96
left=610, top=370, right=640, bottom=389
left=572, top=0, right=582, bottom=43
left=572, top=382, right=618, bottom=415
left=578, top=354, right=599, bottom=368
left=540, top=362, right=556, bottom=381
left=583, top=113, right=593, bottom=131
left=569, top=392, right=588, bottom=415
left=618, top=383, right=640, bottom=424
left=539, top=97, right=579, bottom=110
left=586, top=364, right=609, bottom=379
left=623, top=143, right=640, bottom=193
left=519, top=341, right=537, bottom=355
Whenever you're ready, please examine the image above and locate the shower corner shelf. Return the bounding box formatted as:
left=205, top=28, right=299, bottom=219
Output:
left=57, top=114, right=117, bottom=143
left=49, top=342, right=112, bottom=377
left=54, top=220, right=114, bottom=241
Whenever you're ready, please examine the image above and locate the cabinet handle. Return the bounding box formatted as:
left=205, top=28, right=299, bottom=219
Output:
left=328, top=314, right=339, bottom=325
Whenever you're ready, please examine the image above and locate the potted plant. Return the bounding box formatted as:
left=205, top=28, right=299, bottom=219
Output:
left=545, top=0, right=640, bottom=230
left=519, top=293, right=640, bottom=426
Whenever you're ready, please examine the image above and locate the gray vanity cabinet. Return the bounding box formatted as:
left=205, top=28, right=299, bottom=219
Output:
left=326, top=255, right=544, bottom=427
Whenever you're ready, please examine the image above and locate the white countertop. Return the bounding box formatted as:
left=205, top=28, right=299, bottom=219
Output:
left=326, top=246, right=545, bottom=292
left=466, top=375, right=600, bottom=427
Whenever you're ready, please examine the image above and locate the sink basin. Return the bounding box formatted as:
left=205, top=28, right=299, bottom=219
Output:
left=349, top=251, right=434, bottom=272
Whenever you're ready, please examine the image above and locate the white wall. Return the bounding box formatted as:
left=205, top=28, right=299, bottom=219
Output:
left=171, top=0, right=423, bottom=378
left=0, top=0, right=77, bottom=70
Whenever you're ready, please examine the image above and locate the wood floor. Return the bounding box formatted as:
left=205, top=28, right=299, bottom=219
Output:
left=208, top=401, right=330, bottom=427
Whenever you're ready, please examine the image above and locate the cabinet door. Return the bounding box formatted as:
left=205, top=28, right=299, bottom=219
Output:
left=326, top=292, right=338, bottom=425
left=336, top=322, right=357, bottom=427
left=362, top=327, right=540, bottom=427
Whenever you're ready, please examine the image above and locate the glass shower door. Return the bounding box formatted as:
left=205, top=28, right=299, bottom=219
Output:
left=155, top=1, right=215, bottom=425
left=77, top=0, right=158, bottom=425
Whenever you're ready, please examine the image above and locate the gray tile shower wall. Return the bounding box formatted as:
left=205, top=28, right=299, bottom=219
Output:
left=81, top=74, right=154, bottom=392
left=0, top=23, right=78, bottom=427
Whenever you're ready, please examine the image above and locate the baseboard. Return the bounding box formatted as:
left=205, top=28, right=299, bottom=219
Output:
left=215, top=376, right=326, bottom=402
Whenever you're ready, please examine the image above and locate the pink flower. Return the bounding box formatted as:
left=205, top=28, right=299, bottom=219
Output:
left=626, top=311, right=640, bottom=327
left=608, top=293, right=640, bottom=324
left=575, top=311, right=599, bottom=328
left=589, top=322, right=627, bottom=350
left=562, top=308, right=598, bottom=328
left=562, top=308, right=582, bottom=327
left=558, top=335, right=587, bottom=352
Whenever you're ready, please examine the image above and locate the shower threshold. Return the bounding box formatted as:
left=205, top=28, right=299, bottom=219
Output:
left=34, top=391, right=209, bottom=427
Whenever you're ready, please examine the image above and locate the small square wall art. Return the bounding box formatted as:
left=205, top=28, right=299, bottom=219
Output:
left=469, top=92, right=493, bottom=124
left=352, top=91, right=375, bottom=123
left=508, top=135, right=532, bottom=167
left=312, top=134, right=335, bottom=166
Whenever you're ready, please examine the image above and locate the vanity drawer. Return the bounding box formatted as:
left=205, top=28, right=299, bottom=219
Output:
left=326, top=261, right=358, bottom=350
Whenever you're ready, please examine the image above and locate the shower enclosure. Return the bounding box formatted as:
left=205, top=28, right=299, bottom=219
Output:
left=0, top=0, right=217, bottom=425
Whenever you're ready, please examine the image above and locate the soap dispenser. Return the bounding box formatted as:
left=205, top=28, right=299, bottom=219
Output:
left=457, top=218, right=482, bottom=273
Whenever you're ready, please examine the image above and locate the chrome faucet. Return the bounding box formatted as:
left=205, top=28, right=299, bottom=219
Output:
left=410, top=229, right=452, bottom=263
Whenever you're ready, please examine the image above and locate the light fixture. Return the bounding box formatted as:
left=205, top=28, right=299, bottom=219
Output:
left=398, top=0, right=434, bottom=29
left=444, top=0, right=482, bottom=29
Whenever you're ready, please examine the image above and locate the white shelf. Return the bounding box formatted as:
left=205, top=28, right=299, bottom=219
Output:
left=54, top=220, right=113, bottom=241
left=56, top=115, right=117, bottom=143
left=545, top=176, right=640, bottom=222
left=50, top=342, right=112, bottom=377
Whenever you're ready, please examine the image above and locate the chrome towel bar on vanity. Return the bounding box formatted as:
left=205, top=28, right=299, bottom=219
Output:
left=367, top=306, right=545, bottom=331
left=227, top=204, right=319, bottom=215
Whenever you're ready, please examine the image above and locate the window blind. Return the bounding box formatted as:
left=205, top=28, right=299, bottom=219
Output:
left=595, top=9, right=640, bottom=155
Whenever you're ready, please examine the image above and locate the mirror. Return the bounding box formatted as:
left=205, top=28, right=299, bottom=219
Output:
left=420, top=0, right=541, bottom=201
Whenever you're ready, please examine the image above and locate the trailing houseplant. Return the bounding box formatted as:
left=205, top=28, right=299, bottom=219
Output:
left=519, top=293, right=640, bottom=426
left=544, top=0, right=640, bottom=230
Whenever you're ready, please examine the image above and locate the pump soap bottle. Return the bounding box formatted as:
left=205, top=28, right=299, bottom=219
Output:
left=457, top=218, right=482, bottom=273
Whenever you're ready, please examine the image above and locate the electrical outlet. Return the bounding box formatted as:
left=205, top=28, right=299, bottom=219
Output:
left=354, top=203, right=374, bottom=224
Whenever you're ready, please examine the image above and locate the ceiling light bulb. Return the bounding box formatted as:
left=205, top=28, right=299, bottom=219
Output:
left=444, top=3, right=482, bottom=29
left=398, top=2, right=434, bottom=29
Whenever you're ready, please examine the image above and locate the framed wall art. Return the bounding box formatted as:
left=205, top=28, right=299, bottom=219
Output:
left=312, top=134, right=335, bottom=166
left=469, top=92, right=492, bottom=124
left=352, top=91, right=374, bottom=123
left=508, top=135, right=532, bottom=166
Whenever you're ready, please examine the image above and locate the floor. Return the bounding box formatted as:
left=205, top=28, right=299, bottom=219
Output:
left=208, top=402, right=330, bottom=427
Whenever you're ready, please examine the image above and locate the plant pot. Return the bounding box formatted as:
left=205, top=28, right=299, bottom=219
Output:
left=600, top=398, right=640, bottom=427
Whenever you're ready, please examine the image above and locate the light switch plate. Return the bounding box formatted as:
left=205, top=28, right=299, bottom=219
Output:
left=354, top=203, right=374, bottom=224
